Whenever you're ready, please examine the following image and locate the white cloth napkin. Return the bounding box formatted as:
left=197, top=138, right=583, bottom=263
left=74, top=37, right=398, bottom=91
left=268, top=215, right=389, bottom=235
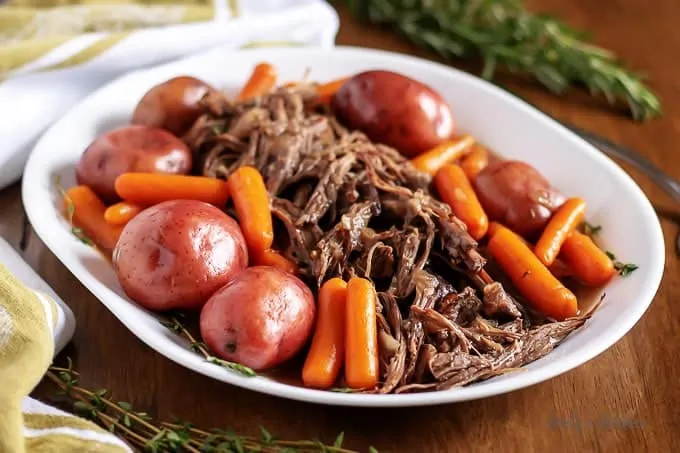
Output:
left=0, top=0, right=339, bottom=191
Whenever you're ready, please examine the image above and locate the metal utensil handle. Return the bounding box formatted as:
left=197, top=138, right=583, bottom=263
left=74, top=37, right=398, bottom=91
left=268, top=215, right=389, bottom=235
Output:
left=564, top=124, right=680, bottom=204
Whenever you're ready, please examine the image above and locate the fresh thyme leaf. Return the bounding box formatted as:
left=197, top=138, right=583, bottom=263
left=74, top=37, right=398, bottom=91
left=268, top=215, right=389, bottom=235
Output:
left=582, top=221, right=602, bottom=237
left=369, top=447, right=379, bottom=453
left=117, top=401, right=132, bottom=411
left=191, top=340, right=207, bottom=352
left=260, top=426, right=274, bottom=444
left=330, top=387, right=359, bottom=393
left=605, top=251, right=616, bottom=260
left=614, top=261, right=638, bottom=277
left=334, top=432, right=345, bottom=447
left=73, top=401, right=90, bottom=413
left=123, top=414, right=132, bottom=428
left=207, top=356, right=257, bottom=377
left=342, top=0, right=661, bottom=121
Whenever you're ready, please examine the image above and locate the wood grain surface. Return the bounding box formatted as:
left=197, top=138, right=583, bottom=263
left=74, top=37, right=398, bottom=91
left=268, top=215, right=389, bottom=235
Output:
left=2, top=1, right=678, bottom=451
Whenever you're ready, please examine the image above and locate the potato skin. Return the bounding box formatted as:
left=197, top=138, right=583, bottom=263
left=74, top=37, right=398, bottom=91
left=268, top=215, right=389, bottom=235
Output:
left=200, top=266, right=316, bottom=371
left=473, top=160, right=566, bottom=239
left=331, top=70, right=454, bottom=157
left=131, top=76, right=215, bottom=136
left=112, top=200, right=248, bottom=311
left=76, top=125, right=192, bottom=203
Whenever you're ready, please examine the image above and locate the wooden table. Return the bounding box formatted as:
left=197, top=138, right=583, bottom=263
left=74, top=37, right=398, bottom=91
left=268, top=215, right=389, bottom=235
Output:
left=2, top=1, right=678, bottom=451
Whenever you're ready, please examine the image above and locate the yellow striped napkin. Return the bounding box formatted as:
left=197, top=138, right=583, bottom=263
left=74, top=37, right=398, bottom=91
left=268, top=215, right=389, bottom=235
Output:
left=0, top=263, right=132, bottom=452
left=0, top=0, right=339, bottom=190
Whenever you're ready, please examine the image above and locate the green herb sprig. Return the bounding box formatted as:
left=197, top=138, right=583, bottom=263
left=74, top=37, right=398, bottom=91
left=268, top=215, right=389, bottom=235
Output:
left=605, top=251, right=639, bottom=277
left=342, top=0, right=661, bottom=121
left=46, top=359, right=370, bottom=452
left=160, top=315, right=256, bottom=377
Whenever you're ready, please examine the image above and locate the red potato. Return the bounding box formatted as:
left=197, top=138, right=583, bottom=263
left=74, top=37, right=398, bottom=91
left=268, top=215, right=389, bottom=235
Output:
left=112, top=200, right=248, bottom=311
left=76, top=125, right=192, bottom=203
left=331, top=70, right=454, bottom=158
left=131, top=76, right=217, bottom=136
left=200, top=266, right=315, bottom=371
left=473, top=160, right=566, bottom=239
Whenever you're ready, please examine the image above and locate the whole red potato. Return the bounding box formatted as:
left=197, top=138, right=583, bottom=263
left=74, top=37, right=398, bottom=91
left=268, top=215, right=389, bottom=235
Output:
left=112, top=200, right=248, bottom=311
left=131, top=76, right=216, bottom=136
left=76, top=125, right=191, bottom=203
left=474, top=160, right=566, bottom=239
left=332, top=70, right=454, bottom=157
left=200, top=266, right=316, bottom=371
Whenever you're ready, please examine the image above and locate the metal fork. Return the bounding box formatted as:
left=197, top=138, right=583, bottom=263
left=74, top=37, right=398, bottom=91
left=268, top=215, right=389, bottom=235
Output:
left=559, top=122, right=680, bottom=255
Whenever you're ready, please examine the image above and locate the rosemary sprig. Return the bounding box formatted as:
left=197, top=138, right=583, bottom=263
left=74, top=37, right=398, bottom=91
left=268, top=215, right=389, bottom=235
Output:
left=342, top=0, right=661, bottom=121
left=161, top=315, right=257, bottom=377
left=45, top=361, right=371, bottom=452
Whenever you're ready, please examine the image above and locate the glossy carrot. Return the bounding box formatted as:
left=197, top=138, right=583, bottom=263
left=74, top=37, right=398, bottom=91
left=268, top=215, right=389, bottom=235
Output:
left=560, top=231, right=615, bottom=287
left=114, top=173, right=230, bottom=207
left=460, top=144, right=490, bottom=181
left=253, top=249, right=298, bottom=275
left=410, top=135, right=475, bottom=175
left=487, top=221, right=504, bottom=239
left=104, top=201, right=143, bottom=226
left=488, top=225, right=578, bottom=320
left=302, top=278, right=348, bottom=389
left=534, top=197, right=586, bottom=266
left=62, top=186, right=122, bottom=257
left=227, top=166, right=273, bottom=253
left=548, top=258, right=574, bottom=279
left=434, top=164, right=489, bottom=240
left=237, top=62, right=277, bottom=100
left=315, top=77, right=348, bottom=104
left=345, top=277, right=379, bottom=389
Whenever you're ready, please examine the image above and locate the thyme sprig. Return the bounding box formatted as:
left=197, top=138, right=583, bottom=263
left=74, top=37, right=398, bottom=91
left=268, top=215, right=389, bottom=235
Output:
left=54, top=175, right=94, bottom=246
left=45, top=360, right=371, bottom=452
left=161, top=315, right=256, bottom=377
left=342, top=0, right=661, bottom=121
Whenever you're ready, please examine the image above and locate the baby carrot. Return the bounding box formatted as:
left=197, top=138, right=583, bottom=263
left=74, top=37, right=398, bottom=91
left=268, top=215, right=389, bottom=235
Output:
left=252, top=249, right=298, bottom=275
left=460, top=144, right=490, bottom=181
left=315, top=77, right=348, bottom=104
left=227, top=166, right=274, bottom=253
left=488, top=225, right=578, bottom=321
left=534, top=197, right=586, bottom=266
left=63, top=186, right=122, bottom=257
left=487, top=221, right=505, bottom=239
left=115, top=173, right=229, bottom=207
left=302, top=278, right=348, bottom=389
left=345, top=277, right=379, bottom=389
left=237, top=62, right=277, bottom=100
left=434, top=163, right=489, bottom=240
left=410, top=135, right=475, bottom=175
left=104, top=201, right=143, bottom=226
left=560, top=231, right=615, bottom=287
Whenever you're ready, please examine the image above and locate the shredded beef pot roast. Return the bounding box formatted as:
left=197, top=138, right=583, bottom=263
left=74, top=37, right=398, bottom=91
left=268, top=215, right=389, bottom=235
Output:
left=184, top=86, right=592, bottom=394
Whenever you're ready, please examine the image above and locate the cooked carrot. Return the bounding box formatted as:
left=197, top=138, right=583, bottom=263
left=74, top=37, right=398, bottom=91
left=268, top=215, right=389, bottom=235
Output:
left=410, top=135, right=475, bottom=175
left=345, top=277, right=379, bottom=389
left=62, top=186, right=122, bottom=257
left=434, top=164, right=488, bottom=240
left=488, top=225, right=578, bottom=320
left=114, top=173, right=229, bottom=207
left=253, top=249, right=298, bottom=275
left=237, top=62, right=277, bottom=100
left=534, top=197, right=586, bottom=266
left=104, top=201, right=143, bottom=226
left=460, top=144, right=489, bottom=181
left=227, top=166, right=273, bottom=253
left=315, top=77, right=348, bottom=104
left=548, top=258, right=574, bottom=279
left=487, top=221, right=505, bottom=239
left=560, top=231, right=615, bottom=287
left=302, top=278, right=348, bottom=389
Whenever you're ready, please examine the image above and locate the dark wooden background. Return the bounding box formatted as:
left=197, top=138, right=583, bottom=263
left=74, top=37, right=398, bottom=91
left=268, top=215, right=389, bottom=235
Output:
left=1, top=1, right=678, bottom=451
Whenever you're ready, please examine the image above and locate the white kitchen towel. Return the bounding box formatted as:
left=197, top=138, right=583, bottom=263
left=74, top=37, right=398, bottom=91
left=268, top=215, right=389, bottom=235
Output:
left=0, top=0, right=339, bottom=191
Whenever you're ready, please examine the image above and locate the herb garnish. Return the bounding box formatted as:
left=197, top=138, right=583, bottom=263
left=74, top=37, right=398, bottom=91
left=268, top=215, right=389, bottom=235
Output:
left=46, top=359, right=368, bottom=452
left=581, top=221, right=602, bottom=237
left=605, top=251, right=639, bottom=277
left=161, top=316, right=257, bottom=378
left=54, top=176, right=94, bottom=246
left=342, top=0, right=661, bottom=121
